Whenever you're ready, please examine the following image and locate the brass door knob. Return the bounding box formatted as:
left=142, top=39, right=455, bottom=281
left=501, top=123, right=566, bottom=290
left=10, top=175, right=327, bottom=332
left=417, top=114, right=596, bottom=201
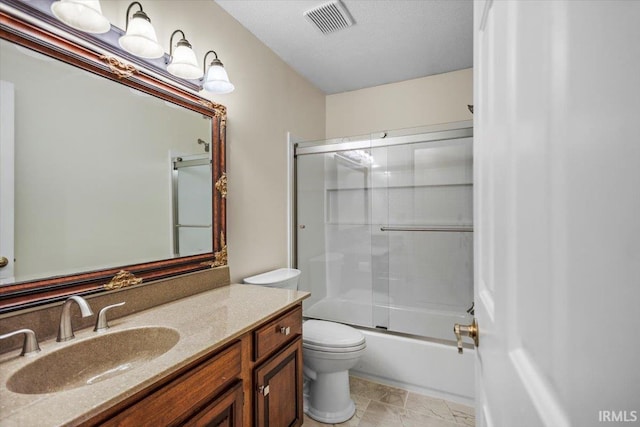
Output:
left=453, top=318, right=478, bottom=354
left=0, top=257, right=8, bottom=268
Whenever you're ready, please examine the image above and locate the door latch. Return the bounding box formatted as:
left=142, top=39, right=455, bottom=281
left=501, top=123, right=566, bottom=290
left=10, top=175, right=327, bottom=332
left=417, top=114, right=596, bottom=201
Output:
left=258, top=385, right=270, bottom=396
left=453, top=318, right=479, bottom=354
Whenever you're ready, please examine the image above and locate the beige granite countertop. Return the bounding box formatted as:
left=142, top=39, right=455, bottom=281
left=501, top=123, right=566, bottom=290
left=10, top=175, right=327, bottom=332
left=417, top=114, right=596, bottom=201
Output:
left=0, top=284, right=309, bottom=426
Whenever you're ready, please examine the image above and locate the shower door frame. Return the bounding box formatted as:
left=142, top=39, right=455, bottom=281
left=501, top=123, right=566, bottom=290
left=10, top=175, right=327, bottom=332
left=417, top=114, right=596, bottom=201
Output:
left=293, top=120, right=474, bottom=337
left=295, top=123, right=472, bottom=156
left=292, top=121, right=474, bottom=265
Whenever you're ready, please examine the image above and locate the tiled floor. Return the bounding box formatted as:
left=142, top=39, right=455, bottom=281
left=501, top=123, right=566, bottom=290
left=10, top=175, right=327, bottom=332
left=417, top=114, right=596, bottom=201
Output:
left=303, top=376, right=475, bottom=427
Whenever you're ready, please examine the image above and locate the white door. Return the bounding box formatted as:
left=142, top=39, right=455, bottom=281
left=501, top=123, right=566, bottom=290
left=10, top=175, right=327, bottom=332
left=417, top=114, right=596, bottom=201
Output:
left=474, top=1, right=640, bottom=426
left=0, top=81, right=15, bottom=283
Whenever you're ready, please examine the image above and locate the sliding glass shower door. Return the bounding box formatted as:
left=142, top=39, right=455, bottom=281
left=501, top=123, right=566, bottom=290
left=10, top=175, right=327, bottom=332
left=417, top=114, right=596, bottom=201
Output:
left=296, top=125, right=474, bottom=341
left=296, top=135, right=374, bottom=327
left=371, top=137, right=474, bottom=338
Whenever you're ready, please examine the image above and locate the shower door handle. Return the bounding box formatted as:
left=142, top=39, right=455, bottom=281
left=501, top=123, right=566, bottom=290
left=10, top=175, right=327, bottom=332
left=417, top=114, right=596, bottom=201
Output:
left=453, top=318, right=478, bottom=354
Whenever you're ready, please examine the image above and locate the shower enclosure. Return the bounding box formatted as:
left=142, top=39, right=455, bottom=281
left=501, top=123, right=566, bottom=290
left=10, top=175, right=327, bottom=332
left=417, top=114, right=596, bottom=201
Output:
left=171, top=154, right=212, bottom=257
left=295, top=123, right=473, bottom=342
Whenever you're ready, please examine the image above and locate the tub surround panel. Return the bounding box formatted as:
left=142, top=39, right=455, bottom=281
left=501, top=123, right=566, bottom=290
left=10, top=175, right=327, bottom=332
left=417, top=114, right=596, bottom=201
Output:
left=0, top=267, right=231, bottom=355
left=0, top=283, right=309, bottom=426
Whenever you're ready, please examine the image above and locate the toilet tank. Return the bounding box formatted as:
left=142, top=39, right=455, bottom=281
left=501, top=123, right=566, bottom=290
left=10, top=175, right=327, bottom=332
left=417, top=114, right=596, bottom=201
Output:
left=243, top=268, right=301, bottom=290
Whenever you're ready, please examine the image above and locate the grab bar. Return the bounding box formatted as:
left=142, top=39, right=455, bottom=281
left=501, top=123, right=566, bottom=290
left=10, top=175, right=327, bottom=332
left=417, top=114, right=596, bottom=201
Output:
left=380, top=226, right=473, bottom=232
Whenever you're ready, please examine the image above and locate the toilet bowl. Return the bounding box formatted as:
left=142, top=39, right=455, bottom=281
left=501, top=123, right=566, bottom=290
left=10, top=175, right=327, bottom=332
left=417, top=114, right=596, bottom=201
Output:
left=244, top=268, right=366, bottom=424
left=303, top=319, right=366, bottom=423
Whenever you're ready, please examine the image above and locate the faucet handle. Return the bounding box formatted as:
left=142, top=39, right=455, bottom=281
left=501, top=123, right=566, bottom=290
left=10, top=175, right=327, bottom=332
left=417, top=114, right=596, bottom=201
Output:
left=94, top=302, right=125, bottom=332
left=0, top=329, right=41, bottom=356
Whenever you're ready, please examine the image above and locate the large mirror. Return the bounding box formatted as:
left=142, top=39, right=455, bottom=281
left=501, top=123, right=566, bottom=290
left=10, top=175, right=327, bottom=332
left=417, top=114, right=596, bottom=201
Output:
left=0, top=5, right=226, bottom=312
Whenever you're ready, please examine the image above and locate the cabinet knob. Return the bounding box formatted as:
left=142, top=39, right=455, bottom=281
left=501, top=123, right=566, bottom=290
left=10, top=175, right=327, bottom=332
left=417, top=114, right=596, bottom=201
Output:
left=279, top=326, right=291, bottom=336
left=258, top=385, right=270, bottom=396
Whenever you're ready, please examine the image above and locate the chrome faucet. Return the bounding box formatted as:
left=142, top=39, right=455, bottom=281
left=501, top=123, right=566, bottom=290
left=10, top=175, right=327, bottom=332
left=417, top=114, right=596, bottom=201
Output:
left=0, top=329, right=41, bottom=356
left=57, top=296, right=94, bottom=342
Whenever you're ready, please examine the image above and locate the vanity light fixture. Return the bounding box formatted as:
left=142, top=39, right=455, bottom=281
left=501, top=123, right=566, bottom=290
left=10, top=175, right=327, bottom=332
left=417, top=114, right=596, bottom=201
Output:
left=201, top=50, right=235, bottom=94
left=50, top=0, right=111, bottom=34
left=167, top=30, right=203, bottom=80
left=118, top=2, right=164, bottom=59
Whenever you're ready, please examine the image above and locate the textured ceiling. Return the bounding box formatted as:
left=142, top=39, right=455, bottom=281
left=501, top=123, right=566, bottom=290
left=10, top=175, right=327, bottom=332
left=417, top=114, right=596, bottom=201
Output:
left=215, top=0, right=473, bottom=94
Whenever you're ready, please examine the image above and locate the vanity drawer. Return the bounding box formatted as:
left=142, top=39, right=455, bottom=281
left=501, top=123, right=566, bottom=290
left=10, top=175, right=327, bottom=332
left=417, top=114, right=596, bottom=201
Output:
left=254, top=306, right=302, bottom=361
left=103, top=341, right=242, bottom=427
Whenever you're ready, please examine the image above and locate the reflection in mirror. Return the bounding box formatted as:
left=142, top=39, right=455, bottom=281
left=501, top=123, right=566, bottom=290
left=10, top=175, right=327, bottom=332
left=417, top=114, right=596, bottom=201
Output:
left=172, top=154, right=212, bottom=257
left=0, top=38, right=212, bottom=285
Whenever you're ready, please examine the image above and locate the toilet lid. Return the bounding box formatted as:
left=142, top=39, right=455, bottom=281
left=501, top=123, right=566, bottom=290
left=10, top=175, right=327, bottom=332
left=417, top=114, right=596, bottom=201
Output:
left=303, top=341, right=367, bottom=353
left=303, top=320, right=365, bottom=348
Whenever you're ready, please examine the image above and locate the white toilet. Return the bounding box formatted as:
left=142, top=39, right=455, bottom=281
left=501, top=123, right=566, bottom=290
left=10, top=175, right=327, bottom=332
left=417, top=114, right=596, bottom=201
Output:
left=244, top=268, right=366, bottom=424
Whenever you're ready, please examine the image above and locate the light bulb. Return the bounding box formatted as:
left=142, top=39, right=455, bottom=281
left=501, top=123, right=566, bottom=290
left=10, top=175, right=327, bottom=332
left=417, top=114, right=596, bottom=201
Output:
left=203, top=59, right=234, bottom=94
left=167, top=41, right=202, bottom=80
left=51, top=0, right=110, bottom=34
left=118, top=10, right=164, bottom=59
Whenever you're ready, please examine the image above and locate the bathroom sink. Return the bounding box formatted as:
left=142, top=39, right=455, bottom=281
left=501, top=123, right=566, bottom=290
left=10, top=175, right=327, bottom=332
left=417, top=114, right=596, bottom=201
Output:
left=6, top=327, right=179, bottom=395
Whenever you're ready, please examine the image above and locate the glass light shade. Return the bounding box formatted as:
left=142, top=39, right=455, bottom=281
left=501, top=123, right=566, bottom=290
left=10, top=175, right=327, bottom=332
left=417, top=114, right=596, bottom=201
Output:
left=203, top=63, right=234, bottom=94
left=118, top=15, right=164, bottom=59
left=51, top=0, right=111, bottom=34
left=167, top=44, right=203, bottom=80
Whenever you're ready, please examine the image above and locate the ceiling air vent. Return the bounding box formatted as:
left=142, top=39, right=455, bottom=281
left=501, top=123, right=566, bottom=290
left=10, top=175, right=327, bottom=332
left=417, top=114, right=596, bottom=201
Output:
left=304, top=0, right=354, bottom=35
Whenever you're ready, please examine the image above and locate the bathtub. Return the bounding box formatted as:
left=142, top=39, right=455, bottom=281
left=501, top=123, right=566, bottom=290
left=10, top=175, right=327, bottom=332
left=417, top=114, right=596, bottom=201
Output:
left=349, top=327, right=475, bottom=405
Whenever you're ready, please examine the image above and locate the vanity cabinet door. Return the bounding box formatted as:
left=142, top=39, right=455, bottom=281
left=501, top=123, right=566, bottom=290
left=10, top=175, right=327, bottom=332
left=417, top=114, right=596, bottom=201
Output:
left=99, top=342, right=241, bottom=427
left=254, top=337, right=303, bottom=427
left=184, top=381, right=243, bottom=427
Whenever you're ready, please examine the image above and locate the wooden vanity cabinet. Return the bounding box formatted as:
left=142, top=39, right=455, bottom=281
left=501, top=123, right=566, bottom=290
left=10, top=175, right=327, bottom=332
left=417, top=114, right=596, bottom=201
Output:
left=254, top=338, right=303, bottom=427
left=96, top=341, right=243, bottom=427
left=82, top=304, right=303, bottom=427
left=183, top=382, right=244, bottom=427
left=252, top=306, right=304, bottom=427
left=253, top=306, right=303, bottom=360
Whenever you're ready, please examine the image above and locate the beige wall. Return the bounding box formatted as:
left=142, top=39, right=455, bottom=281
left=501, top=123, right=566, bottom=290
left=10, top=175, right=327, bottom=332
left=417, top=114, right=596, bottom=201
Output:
left=100, top=2, right=326, bottom=283
left=326, top=68, right=473, bottom=139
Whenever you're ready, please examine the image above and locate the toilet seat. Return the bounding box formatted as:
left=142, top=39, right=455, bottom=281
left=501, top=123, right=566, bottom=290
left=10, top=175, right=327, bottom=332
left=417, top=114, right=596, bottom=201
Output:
left=303, top=341, right=366, bottom=353
left=303, top=320, right=365, bottom=351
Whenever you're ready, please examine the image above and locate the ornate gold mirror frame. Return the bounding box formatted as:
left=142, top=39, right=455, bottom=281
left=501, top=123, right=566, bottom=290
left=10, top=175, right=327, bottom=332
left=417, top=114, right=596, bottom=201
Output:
left=0, top=7, right=227, bottom=313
